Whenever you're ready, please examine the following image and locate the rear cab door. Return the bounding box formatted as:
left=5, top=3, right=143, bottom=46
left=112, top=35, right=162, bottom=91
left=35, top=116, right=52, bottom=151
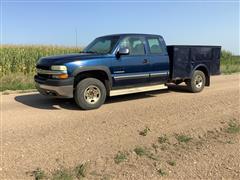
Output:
left=146, top=36, right=169, bottom=83
left=111, top=35, right=150, bottom=88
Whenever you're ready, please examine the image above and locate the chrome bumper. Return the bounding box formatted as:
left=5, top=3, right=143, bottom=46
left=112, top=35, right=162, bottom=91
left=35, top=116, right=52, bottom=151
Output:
left=36, top=82, right=73, bottom=98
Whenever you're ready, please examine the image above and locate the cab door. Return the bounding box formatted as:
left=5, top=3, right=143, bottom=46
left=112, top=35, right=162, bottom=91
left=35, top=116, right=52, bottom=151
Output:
left=111, top=36, right=150, bottom=88
left=146, top=36, right=169, bottom=83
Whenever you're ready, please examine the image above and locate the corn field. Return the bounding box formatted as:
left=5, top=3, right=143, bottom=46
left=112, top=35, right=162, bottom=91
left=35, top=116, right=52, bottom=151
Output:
left=0, top=45, right=82, bottom=76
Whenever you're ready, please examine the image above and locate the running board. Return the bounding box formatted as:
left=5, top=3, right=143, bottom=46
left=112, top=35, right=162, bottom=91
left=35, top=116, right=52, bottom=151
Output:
left=110, top=84, right=167, bottom=96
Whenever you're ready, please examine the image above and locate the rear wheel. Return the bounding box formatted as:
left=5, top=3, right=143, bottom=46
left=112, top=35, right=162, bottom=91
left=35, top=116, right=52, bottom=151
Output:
left=186, top=70, right=206, bottom=93
left=74, top=78, right=106, bottom=110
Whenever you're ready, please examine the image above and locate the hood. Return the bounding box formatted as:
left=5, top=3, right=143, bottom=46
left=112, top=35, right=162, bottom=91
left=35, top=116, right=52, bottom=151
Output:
left=37, top=53, right=109, bottom=66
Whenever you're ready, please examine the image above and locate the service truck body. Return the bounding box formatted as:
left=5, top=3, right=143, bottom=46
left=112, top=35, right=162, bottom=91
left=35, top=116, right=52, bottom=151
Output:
left=35, top=34, right=221, bottom=109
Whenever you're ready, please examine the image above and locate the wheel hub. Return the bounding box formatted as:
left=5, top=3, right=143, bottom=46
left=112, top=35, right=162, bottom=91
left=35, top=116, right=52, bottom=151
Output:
left=195, top=75, right=203, bottom=88
left=84, top=85, right=101, bottom=104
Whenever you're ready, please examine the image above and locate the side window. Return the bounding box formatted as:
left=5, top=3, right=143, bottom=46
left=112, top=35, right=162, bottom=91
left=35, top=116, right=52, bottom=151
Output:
left=147, top=37, right=164, bottom=54
left=119, top=37, right=145, bottom=55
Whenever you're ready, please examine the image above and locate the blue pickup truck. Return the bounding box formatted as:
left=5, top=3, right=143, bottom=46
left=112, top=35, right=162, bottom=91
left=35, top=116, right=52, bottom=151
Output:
left=35, top=33, right=221, bottom=110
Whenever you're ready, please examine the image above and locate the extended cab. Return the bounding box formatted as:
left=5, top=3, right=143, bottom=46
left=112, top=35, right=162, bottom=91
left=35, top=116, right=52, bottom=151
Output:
left=35, top=34, right=221, bottom=109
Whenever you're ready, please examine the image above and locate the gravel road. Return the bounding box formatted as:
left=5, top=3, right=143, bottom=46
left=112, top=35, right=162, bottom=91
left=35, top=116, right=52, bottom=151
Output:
left=1, top=74, right=240, bottom=179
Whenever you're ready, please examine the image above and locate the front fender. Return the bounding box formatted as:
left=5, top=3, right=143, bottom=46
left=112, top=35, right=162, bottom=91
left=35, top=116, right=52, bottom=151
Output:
left=72, top=65, right=113, bottom=86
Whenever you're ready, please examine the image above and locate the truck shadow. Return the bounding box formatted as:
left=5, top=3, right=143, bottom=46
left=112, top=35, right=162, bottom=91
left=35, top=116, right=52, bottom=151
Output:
left=15, top=94, right=78, bottom=110
left=167, top=84, right=190, bottom=92
left=14, top=85, right=189, bottom=110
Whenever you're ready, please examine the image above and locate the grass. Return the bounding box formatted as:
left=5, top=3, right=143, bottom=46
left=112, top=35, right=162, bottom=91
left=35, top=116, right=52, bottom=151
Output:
left=226, top=120, right=240, bottom=134
left=101, top=174, right=112, bottom=180
left=157, top=168, right=167, bottom=176
left=134, top=146, right=159, bottom=160
left=29, top=163, right=88, bottom=180
left=167, top=160, right=176, bottom=166
left=158, top=135, right=169, bottom=144
left=134, top=147, right=148, bottom=156
left=139, top=127, right=150, bottom=136
left=114, top=151, right=128, bottom=164
left=175, top=134, right=192, bottom=143
left=0, top=73, right=35, bottom=91
left=152, top=143, right=158, bottom=152
left=74, top=163, right=88, bottom=179
left=52, top=169, right=73, bottom=180
left=31, top=168, right=47, bottom=180
left=146, top=152, right=159, bottom=161
left=220, top=50, right=240, bottom=74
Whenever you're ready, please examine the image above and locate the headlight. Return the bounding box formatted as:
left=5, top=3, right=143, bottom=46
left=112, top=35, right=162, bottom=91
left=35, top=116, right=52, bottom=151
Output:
left=51, top=65, right=68, bottom=79
left=51, top=65, right=67, bottom=71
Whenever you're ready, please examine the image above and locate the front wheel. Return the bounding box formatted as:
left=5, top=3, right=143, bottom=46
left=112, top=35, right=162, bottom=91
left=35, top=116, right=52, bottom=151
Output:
left=74, top=78, right=106, bottom=110
left=186, top=70, right=206, bottom=93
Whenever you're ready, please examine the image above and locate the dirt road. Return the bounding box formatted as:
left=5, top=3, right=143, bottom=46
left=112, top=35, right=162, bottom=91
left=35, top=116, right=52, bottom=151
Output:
left=1, top=74, right=240, bottom=179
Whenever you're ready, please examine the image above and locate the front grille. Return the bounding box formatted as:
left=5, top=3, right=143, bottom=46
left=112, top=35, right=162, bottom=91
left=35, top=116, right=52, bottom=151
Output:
left=37, top=73, right=52, bottom=79
left=36, top=64, right=50, bottom=70
left=36, top=65, right=51, bottom=79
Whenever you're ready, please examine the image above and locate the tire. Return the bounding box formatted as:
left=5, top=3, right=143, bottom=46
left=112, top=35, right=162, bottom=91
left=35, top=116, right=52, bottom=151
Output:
left=186, top=70, right=206, bottom=93
left=74, top=78, right=106, bottom=110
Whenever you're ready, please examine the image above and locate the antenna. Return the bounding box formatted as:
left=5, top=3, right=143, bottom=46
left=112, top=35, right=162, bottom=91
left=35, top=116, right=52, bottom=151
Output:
left=75, top=28, right=78, bottom=49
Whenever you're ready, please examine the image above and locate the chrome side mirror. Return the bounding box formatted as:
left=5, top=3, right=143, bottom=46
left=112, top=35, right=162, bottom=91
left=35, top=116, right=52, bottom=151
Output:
left=118, top=47, right=130, bottom=55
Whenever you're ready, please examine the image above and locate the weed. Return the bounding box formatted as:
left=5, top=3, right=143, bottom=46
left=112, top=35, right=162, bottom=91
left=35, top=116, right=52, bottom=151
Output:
left=167, top=160, right=176, bottom=166
left=146, top=153, right=159, bottom=161
left=139, top=127, right=150, bottom=136
left=90, top=171, right=101, bottom=177
left=52, top=169, right=73, bottom=180
left=226, top=120, right=240, bottom=134
left=31, top=168, right=46, bottom=180
left=74, top=163, right=88, bottom=179
left=160, top=145, right=168, bottom=151
left=2, top=91, right=10, bottom=95
left=152, top=143, right=158, bottom=152
left=158, top=135, right=168, bottom=144
left=175, top=134, right=192, bottom=143
left=134, top=147, right=147, bottom=156
left=157, top=168, right=167, bottom=176
left=101, top=174, right=111, bottom=180
left=114, top=151, right=128, bottom=164
left=134, top=147, right=159, bottom=161
left=226, top=140, right=234, bottom=144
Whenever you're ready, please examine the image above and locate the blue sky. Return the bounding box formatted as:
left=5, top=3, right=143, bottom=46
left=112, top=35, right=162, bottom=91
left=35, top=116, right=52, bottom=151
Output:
left=1, top=0, right=239, bottom=54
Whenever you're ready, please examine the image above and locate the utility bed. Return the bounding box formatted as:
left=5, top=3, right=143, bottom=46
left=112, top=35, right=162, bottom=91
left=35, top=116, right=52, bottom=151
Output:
left=167, top=45, right=221, bottom=80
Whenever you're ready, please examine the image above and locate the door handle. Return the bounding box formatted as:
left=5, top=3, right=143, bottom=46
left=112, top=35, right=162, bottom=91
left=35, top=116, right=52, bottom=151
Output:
left=143, top=59, right=149, bottom=64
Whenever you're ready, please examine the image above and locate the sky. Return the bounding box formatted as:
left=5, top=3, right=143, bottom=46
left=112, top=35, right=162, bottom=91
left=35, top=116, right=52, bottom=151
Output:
left=1, top=0, right=239, bottom=55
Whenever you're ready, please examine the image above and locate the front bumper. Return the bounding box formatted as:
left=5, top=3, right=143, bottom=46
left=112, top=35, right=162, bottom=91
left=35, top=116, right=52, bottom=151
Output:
left=34, top=75, right=74, bottom=98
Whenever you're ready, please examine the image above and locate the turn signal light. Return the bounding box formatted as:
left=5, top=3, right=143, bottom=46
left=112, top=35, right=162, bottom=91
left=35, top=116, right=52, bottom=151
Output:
left=52, top=73, right=68, bottom=79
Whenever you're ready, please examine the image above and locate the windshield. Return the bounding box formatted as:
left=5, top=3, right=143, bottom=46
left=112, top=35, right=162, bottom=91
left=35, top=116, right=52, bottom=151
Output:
left=83, top=36, right=120, bottom=54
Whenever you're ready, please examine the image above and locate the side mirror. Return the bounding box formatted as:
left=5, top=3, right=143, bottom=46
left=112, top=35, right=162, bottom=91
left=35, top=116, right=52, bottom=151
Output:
left=118, top=47, right=130, bottom=55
